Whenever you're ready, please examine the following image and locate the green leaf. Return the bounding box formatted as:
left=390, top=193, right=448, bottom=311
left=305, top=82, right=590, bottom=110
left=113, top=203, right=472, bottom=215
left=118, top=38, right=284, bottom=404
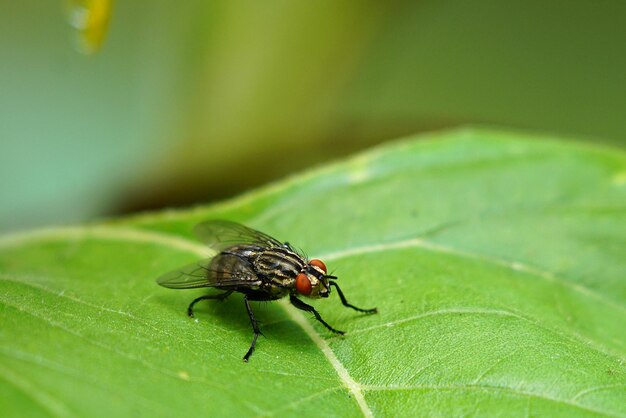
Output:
left=1, top=128, right=625, bottom=417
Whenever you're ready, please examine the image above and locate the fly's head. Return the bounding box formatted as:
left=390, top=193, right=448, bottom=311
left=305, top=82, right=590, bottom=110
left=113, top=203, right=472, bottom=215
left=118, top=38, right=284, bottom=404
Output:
left=294, top=258, right=336, bottom=298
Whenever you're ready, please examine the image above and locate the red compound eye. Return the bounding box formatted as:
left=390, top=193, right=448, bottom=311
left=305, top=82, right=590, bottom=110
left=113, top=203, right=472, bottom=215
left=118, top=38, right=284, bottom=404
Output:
left=309, top=259, right=327, bottom=274
left=295, top=273, right=312, bottom=295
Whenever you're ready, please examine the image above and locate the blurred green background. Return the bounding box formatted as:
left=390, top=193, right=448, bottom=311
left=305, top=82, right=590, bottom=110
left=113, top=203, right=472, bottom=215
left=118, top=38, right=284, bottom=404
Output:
left=1, top=0, right=625, bottom=233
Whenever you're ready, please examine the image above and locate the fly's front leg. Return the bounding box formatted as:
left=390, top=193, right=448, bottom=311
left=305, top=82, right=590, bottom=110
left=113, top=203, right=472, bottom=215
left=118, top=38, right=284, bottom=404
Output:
left=243, top=295, right=262, bottom=362
left=289, top=294, right=345, bottom=335
left=329, top=282, right=377, bottom=314
left=187, top=291, right=233, bottom=317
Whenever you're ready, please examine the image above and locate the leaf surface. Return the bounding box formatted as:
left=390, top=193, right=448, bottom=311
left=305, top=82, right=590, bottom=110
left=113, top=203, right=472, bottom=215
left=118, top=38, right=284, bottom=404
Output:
left=1, top=128, right=625, bottom=417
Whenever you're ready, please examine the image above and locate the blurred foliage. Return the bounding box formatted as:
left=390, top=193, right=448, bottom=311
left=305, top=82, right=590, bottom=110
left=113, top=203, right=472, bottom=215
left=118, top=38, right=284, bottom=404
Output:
left=1, top=0, right=626, bottom=232
left=65, top=0, right=113, bottom=55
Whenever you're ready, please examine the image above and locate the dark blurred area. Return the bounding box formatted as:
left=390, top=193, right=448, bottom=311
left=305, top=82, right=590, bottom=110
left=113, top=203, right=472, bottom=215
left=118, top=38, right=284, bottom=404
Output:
left=1, top=0, right=625, bottom=233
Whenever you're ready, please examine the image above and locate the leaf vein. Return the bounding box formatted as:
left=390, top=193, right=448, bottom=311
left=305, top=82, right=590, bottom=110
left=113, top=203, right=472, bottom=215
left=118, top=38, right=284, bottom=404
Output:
left=0, top=363, right=72, bottom=418
left=570, top=384, right=626, bottom=402
left=0, top=298, right=228, bottom=391
left=278, top=299, right=373, bottom=418
left=318, top=238, right=625, bottom=315
left=362, top=384, right=621, bottom=417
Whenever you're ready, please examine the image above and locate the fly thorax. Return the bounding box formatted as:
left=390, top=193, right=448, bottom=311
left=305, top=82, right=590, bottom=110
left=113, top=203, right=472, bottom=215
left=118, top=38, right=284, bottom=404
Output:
left=255, top=247, right=305, bottom=284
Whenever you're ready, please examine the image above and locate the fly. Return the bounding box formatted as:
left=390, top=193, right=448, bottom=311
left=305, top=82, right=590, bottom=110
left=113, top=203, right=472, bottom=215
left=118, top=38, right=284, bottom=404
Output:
left=156, top=220, right=377, bottom=362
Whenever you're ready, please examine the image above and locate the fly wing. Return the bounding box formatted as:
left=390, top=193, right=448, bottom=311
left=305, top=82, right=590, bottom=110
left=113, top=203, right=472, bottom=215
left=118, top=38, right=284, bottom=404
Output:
left=193, top=220, right=284, bottom=253
left=156, top=253, right=260, bottom=289
left=156, top=259, right=215, bottom=289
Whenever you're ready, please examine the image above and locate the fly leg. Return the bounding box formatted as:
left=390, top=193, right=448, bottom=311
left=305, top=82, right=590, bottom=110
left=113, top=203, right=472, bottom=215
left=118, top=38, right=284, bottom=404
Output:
left=289, top=294, right=345, bottom=335
left=243, top=295, right=262, bottom=362
left=329, top=282, right=377, bottom=314
left=187, top=291, right=233, bottom=317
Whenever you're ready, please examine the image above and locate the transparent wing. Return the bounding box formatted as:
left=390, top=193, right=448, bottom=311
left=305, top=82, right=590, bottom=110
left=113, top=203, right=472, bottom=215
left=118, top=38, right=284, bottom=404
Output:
left=156, top=259, right=215, bottom=289
left=193, top=220, right=284, bottom=252
left=156, top=253, right=259, bottom=289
